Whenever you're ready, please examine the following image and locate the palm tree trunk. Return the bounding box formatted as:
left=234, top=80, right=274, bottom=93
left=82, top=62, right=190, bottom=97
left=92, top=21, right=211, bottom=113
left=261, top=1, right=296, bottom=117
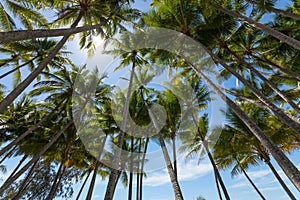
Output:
left=0, top=22, right=107, bottom=44
left=250, top=53, right=300, bottom=82
left=0, top=120, right=73, bottom=194
left=0, top=12, right=83, bottom=113
left=0, top=55, right=39, bottom=79
left=0, top=100, right=64, bottom=157
left=0, top=145, right=17, bottom=164
left=104, top=51, right=137, bottom=200
left=136, top=138, right=142, bottom=200
left=46, top=158, right=66, bottom=200
left=76, top=170, right=92, bottom=200
left=46, top=164, right=67, bottom=200
left=5, top=154, right=28, bottom=182
left=86, top=135, right=107, bottom=200
left=128, top=136, right=134, bottom=200
left=265, top=159, right=296, bottom=200
left=139, top=138, right=149, bottom=200
left=142, top=93, right=184, bottom=200
left=224, top=45, right=300, bottom=113
left=184, top=58, right=300, bottom=191
left=222, top=88, right=300, bottom=123
left=213, top=168, right=223, bottom=200
left=199, top=43, right=300, bottom=134
left=241, top=168, right=266, bottom=200
left=172, top=134, right=178, bottom=179
left=245, top=0, right=300, bottom=20
left=216, top=6, right=300, bottom=50
left=12, top=159, right=39, bottom=200
left=191, top=114, right=230, bottom=200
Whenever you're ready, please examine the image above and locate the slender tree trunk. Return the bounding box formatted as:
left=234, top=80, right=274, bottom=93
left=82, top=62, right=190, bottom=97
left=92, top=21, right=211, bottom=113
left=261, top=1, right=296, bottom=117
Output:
left=0, top=145, right=17, bottom=164
left=0, top=12, right=83, bottom=113
left=0, top=22, right=106, bottom=44
left=46, top=157, right=66, bottom=200
left=184, top=58, right=300, bottom=191
left=139, top=138, right=149, bottom=200
left=241, top=168, right=266, bottom=200
left=128, top=136, right=134, bottom=200
left=12, top=159, right=39, bottom=200
left=199, top=43, right=300, bottom=134
left=224, top=45, right=300, bottom=113
left=265, top=159, right=296, bottom=200
left=172, top=134, right=178, bottom=179
left=191, top=115, right=230, bottom=199
left=216, top=6, right=300, bottom=50
left=0, top=55, right=39, bottom=79
left=213, top=168, right=223, bottom=200
left=104, top=51, right=137, bottom=200
left=245, top=0, right=300, bottom=20
left=86, top=135, right=107, bottom=200
left=5, top=154, right=28, bottom=182
left=46, top=164, right=67, bottom=200
left=76, top=170, right=92, bottom=200
left=136, top=138, right=142, bottom=200
left=270, top=7, right=300, bottom=21
left=0, top=121, right=73, bottom=193
left=223, top=88, right=300, bottom=123
left=142, top=93, right=184, bottom=200
left=250, top=53, right=300, bottom=82
left=0, top=100, right=64, bottom=157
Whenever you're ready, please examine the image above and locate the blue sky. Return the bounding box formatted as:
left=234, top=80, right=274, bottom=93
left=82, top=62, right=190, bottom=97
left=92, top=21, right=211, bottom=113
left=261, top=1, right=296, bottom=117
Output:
left=0, top=0, right=299, bottom=200
left=63, top=1, right=300, bottom=199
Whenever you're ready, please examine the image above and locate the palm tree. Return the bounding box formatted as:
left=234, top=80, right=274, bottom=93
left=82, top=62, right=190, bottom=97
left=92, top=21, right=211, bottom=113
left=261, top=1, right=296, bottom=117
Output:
left=142, top=0, right=300, bottom=190
left=0, top=0, right=138, bottom=113
left=214, top=105, right=298, bottom=199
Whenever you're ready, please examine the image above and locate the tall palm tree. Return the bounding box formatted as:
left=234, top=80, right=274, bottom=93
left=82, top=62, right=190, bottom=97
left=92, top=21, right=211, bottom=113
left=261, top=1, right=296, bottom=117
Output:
left=142, top=0, right=300, bottom=190
left=0, top=0, right=138, bottom=113
left=214, top=105, right=298, bottom=199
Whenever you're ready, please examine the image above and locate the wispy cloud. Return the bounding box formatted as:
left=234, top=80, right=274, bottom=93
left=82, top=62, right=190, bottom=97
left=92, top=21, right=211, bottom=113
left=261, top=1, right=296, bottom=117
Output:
left=143, top=159, right=213, bottom=187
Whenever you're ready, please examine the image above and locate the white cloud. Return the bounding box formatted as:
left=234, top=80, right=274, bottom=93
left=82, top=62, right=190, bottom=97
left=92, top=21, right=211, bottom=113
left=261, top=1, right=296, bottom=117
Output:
left=142, top=159, right=213, bottom=187
left=229, top=181, right=248, bottom=189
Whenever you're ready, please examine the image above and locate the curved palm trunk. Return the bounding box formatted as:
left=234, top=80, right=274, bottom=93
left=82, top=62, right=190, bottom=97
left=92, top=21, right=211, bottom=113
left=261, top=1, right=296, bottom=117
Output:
left=0, top=100, right=64, bottom=157
left=139, top=137, right=149, bottom=200
left=104, top=51, right=137, bottom=200
left=241, top=168, right=266, bottom=200
left=0, top=55, right=39, bottom=79
left=46, top=157, right=67, bottom=200
left=191, top=115, right=230, bottom=200
left=213, top=168, right=223, bottom=200
left=216, top=6, right=300, bottom=50
left=224, top=45, right=300, bottom=114
left=184, top=58, right=300, bottom=191
left=47, top=165, right=67, bottom=200
left=0, top=120, right=73, bottom=194
left=76, top=170, right=92, bottom=200
left=250, top=54, right=300, bottom=82
left=12, top=159, right=39, bottom=200
left=200, top=44, right=300, bottom=134
left=245, top=0, right=300, bottom=21
left=265, top=159, right=296, bottom=200
left=142, top=95, right=184, bottom=200
left=223, top=88, right=300, bottom=123
left=0, top=12, right=83, bottom=113
left=0, top=145, right=17, bottom=164
left=86, top=135, right=108, bottom=200
left=0, top=22, right=107, bottom=44
left=5, top=154, right=27, bottom=182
